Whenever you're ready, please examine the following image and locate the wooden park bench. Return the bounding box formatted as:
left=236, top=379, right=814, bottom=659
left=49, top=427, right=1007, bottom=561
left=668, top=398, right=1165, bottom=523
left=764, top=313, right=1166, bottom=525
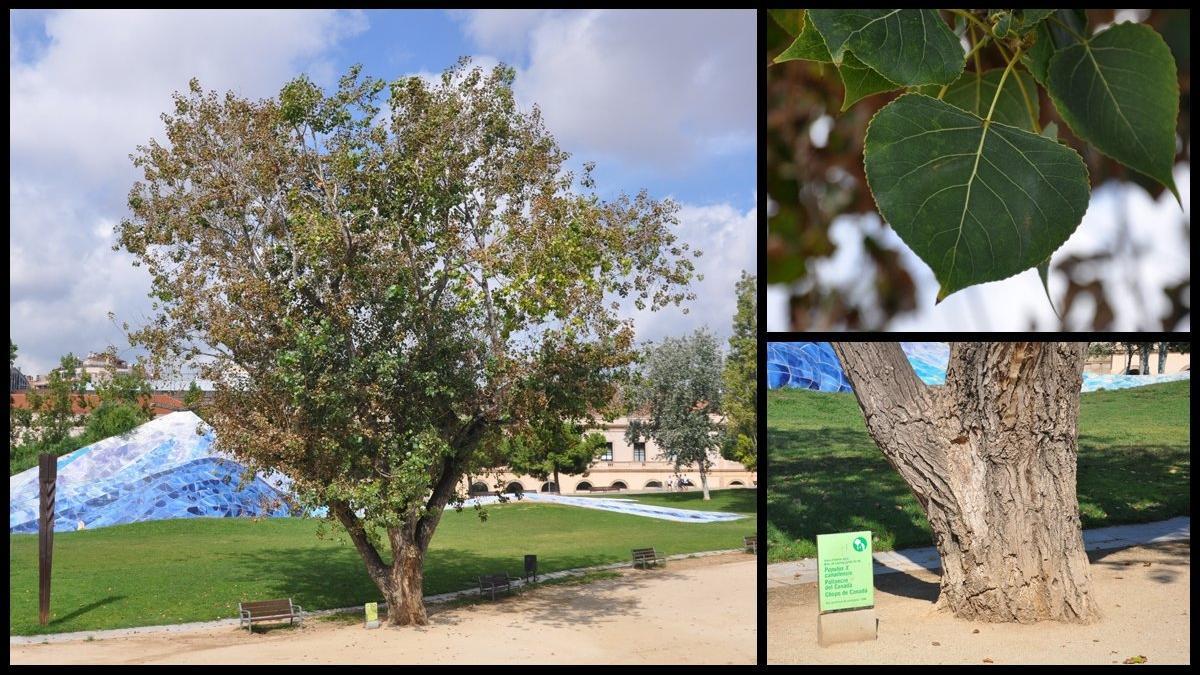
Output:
left=744, top=535, right=758, bottom=554
left=631, top=547, right=667, bottom=569
left=478, top=573, right=515, bottom=601
left=589, top=485, right=620, bottom=493
left=238, top=598, right=304, bottom=632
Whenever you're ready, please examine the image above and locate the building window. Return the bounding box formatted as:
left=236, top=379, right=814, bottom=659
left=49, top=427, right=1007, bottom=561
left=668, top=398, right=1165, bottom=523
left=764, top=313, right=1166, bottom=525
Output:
left=633, top=442, right=646, bottom=462
left=602, top=443, right=613, bottom=462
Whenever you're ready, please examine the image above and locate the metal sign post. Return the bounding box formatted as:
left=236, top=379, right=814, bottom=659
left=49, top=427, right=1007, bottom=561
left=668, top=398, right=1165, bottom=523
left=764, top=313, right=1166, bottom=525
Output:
left=39, top=453, right=57, bottom=625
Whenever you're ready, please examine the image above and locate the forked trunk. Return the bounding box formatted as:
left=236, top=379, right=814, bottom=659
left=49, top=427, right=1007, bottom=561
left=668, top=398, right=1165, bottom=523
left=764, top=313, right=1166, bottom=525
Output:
left=832, top=342, right=1099, bottom=623
left=386, top=538, right=428, bottom=626
left=698, top=463, right=711, bottom=500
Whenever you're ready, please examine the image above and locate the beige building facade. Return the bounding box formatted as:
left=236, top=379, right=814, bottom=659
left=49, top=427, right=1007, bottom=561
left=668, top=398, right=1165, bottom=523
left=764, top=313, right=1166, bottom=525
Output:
left=464, top=415, right=757, bottom=495
left=1084, top=349, right=1190, bottom=375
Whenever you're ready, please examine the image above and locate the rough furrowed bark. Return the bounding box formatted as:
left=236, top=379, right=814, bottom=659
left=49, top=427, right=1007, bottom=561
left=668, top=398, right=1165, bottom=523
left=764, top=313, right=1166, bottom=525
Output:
left=831, top=342, right=1100, bottom=624
left=386, top=528, right=429, bottom=626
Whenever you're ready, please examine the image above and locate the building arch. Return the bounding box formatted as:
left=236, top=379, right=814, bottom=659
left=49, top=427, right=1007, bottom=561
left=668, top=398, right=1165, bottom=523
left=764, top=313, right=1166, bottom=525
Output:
left=468, top=481, right=491, bottom=496
left=540, top=481, right=559, bottom=493
left=729, top=481, right=744, bottom=487
left=503, top=481, right=524, bottom=494
left=575, top=481, right=593, bottom=492
left=644, top=480, right=662, bottom=489
left=611, top=481, right=628, bottom=490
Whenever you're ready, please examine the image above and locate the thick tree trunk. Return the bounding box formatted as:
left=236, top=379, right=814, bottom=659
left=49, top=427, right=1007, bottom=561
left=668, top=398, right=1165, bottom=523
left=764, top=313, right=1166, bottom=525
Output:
left=1138, top=343, right=1151, bottom=376
left=385, top=535, right=428, bottom=626
left=831, top=342, right=1099, bottom=624
left=1157, top=342, right=1168, bottom=375
left=553, top=465, right=561, bottom=494
left=698, top=463, right=711, bottom=500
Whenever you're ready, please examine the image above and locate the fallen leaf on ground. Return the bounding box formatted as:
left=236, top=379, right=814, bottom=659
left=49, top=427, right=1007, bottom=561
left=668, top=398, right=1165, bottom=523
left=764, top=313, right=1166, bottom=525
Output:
left=973, top=629, right=980, bottom=634
left=983, top=658, right=994, bottom=663
left=1123, top=655, right=1147, bottom=664
left=1143, top=562, right=1152, bottom=567
left=932, top=641, right=941, bottom=646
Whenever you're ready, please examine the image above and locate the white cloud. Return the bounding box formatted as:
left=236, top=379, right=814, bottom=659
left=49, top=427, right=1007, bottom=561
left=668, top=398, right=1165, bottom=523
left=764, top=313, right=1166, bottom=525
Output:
left=460, top=9, right=755, bottom=169
left=9, top=10, right=366, bottom=377
left=628, top=201, right=756, bottom=345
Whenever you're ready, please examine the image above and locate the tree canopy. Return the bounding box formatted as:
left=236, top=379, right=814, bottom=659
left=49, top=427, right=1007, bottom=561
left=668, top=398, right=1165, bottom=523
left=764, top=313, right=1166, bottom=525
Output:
left=116, top=58, right=699, bottom=624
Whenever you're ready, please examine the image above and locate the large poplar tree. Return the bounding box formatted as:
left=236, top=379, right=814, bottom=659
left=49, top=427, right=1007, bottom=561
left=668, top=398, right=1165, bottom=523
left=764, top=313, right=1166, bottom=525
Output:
left=117, top=59, right=697, bottom=625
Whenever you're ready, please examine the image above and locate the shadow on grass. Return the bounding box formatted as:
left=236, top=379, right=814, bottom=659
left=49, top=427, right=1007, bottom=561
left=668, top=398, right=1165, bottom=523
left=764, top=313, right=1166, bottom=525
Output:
left=1075, top=443, right=1191, bottom=528
left=768, top=428, right=934, bottom=552
left=769, top=426, right=1190, bottom=559
left=49, top=595, right=126, bottom=626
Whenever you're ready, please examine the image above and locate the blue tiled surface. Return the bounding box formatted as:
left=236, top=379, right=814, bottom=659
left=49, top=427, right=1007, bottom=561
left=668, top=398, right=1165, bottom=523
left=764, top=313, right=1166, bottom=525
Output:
left=10, top=412, right=291, bottom=533
left=768, top=342, right=1191, bottom=393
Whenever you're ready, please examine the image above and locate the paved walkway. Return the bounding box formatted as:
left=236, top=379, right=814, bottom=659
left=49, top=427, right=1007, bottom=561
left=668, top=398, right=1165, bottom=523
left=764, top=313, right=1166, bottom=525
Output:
left=767, top=516, right=1191, bottom=589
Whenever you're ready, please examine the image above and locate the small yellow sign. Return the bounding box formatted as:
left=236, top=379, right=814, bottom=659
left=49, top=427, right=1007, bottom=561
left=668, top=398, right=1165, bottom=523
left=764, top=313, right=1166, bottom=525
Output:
left=365, top=602, right=378, bottom=623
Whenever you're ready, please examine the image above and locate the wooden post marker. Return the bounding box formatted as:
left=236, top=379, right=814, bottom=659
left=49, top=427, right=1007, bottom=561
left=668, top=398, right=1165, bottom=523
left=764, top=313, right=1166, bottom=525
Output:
left=39, top=453, right=57, bottom=625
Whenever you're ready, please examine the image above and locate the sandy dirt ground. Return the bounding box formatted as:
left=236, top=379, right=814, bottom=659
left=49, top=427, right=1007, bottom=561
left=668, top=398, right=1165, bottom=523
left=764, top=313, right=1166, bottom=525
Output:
left=768, top=541, right=1190, bottom=665
left=11, top=553, right=756, bottom=665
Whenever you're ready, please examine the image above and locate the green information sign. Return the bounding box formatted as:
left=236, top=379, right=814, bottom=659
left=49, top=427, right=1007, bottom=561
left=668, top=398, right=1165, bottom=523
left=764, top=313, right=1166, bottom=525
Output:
left=817, top=530, right=874, bottom=613
left=365, top=602, right=378, bottom=623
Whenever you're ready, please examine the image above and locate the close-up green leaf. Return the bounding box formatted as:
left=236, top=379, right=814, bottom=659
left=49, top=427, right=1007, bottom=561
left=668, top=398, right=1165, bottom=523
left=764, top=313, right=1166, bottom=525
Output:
left=918, top=68, right=1040, bottom=131
left=807, top=9, right=966, bottom=86
left=1045, top=22, right=1181, bottom=202
left=864, top=94, right=1090, bottom=300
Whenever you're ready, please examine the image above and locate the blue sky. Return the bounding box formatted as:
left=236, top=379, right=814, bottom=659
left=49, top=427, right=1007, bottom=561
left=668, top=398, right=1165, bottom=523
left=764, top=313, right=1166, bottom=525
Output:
left=10, top=10, right=755, bottom=378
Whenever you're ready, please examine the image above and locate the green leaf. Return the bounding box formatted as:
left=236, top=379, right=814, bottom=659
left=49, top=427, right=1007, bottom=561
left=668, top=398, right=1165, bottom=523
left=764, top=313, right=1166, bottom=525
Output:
left=807, top=10, right=965, bottom=86
left=1046, top=23, right=1181, bottom=203
left=1013, top=9, right=1054, bottom=35
left=775, top=16, right=833, bottom=64
left=918, top=68, right=1040, bottom=131
left=775, top=14, right=900, bottom=111
left=768, top=9, right=805, bottom=38
left=838, top=53, right=900, bottom=110
left=1022, top=10, right=1087, bottom=84
left=1036, top=257, right=1060, bottom=319
left=864, top=94, right=1090, bottom=300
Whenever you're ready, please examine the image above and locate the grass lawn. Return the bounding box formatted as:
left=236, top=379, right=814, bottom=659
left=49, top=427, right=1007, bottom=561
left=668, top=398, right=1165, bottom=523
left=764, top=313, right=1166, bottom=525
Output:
left=9, top=490, right=756, bottom=636
left=767, top=380, right=1190, bottom=562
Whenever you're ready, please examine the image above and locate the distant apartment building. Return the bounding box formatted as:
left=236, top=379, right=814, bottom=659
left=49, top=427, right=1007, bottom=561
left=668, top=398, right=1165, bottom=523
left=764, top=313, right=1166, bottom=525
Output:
left=463, top=414, right=756, bottom=495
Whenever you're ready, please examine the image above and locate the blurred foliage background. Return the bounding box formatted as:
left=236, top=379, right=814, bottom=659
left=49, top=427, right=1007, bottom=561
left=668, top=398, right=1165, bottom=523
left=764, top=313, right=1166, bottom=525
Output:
left=767, top=9, right=1191, bottom=331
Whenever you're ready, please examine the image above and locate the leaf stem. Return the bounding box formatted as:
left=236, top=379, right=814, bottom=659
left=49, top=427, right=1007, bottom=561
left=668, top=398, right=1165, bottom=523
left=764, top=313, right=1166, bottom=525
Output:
left=950, top=9, right=991, bottom=37
left=985, top=43, right=1023, bottom=124
left=991, top=39, right=1040, bottom=133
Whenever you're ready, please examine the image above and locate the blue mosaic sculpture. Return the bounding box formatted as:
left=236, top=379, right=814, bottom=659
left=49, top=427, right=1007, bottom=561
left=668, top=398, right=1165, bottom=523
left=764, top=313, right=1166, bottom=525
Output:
left=9, top=412, right=292, bottom=533
left=768, top=342, right=1190, bottom=393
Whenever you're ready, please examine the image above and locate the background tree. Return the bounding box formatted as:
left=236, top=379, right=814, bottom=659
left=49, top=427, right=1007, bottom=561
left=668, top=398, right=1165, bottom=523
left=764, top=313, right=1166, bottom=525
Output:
left=500, top=417, right=607, bottom=494
left=1157, top=342, right=1168, bottom=374
left=85, top=352, right=155, bottom=441
left=1138, top=343, right=1152, bottom=376
left=721, top=271, right=757, bottom=471
left=182, top=380, right=205, bottom=411
left=831, top=342, right=1098, bottom=623
left=625, top=329, right=724, bottom=501
left=116, top=59, right=696, bottom=626
left=24, top=353, right=90, bottom=449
